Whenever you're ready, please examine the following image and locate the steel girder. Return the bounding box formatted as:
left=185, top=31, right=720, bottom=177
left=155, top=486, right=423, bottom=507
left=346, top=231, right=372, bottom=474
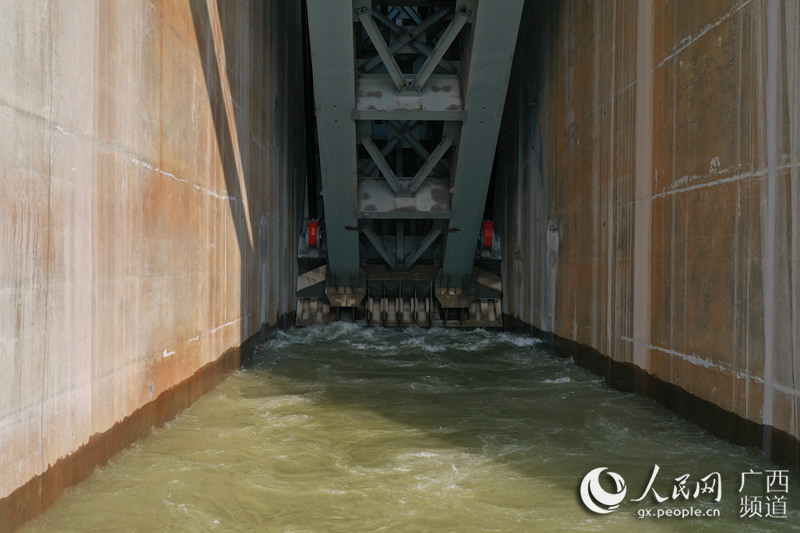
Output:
left=306, top=0, right=361, bottom=288
left=439, top=0, right=525, bottom=289
left=304, top=0, right=522, bottom=313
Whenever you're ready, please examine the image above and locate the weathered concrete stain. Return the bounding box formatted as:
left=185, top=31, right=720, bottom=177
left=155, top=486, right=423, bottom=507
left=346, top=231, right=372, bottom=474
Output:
left=633, top=0, right=654, bottom=371
left=762, top=0, right=780, bottom=450
left=0, top=336, right=263, bottom=531
left=788, top=0, right=800, bottom=444
left=0, top=0, right=304, bottom=526
left=499, top=0, right=800, bottom=462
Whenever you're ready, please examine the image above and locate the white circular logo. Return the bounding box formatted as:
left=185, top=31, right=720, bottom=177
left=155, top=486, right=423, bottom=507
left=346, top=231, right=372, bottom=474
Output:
left=580, top=467, right=627, bottom=514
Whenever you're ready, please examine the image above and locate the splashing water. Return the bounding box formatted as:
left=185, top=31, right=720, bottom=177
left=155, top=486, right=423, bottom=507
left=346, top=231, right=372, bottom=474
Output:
left=22, top=326, right=800, bottom=532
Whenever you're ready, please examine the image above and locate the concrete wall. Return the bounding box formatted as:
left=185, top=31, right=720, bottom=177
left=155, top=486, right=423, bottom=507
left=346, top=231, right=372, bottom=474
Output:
left=499, top=0, right=800, bottom=458
left=0, top=0, right=303, bottom=524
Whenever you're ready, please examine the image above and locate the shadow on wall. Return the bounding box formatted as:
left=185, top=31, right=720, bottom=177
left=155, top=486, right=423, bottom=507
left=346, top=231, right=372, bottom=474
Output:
left=494, top=0, right=554, bottom=333
left=1, top=3, right=306, bottom=530
left=189, top=0, right=304, bottom=350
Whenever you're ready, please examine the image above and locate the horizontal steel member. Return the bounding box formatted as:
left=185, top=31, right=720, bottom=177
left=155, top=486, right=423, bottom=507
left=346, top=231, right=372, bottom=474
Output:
left=359, top=210, right=451, bottom=220
left=354, top=75, right=464, bottom=121
left=358, top=178, right=450, bottom=217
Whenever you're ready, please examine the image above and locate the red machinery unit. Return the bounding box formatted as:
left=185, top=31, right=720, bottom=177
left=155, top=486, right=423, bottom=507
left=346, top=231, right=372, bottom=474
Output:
left=481, top=220, right=494, bottom=249
left=307, top=219, right=320, bottom=248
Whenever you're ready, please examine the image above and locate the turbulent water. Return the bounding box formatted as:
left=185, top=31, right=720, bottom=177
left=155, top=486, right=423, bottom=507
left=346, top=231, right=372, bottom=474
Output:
left=22, top=325, right=800, bottom=532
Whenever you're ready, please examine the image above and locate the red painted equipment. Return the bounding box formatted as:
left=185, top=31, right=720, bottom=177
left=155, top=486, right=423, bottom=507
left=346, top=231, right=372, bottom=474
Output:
left=481, top=220, right=494, bottom=249
left=307, top=219, right=320, bottom=248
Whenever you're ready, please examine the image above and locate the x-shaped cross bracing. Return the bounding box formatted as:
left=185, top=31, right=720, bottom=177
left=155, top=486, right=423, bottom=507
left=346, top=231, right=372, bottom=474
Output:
left=356, top=6, right=470, bottom=92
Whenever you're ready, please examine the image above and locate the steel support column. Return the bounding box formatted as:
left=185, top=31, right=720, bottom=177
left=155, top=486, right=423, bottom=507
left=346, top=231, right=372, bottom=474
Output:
left=306, top=0, right=361, bottom=288
left=301, top=0, right=520, bottom=326
left=440, top=0, right=525, bottom=289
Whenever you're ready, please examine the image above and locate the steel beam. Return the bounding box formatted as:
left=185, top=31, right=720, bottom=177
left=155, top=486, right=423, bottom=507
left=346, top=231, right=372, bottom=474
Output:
left=360, top=210, right=451, bottom=220
left=354, top=75, right=464, bottom=121
left=410, top=9, right=470, bottom=92
left=409, top=136, right=453, bottom=194
left=307, top=0, right=361, bottom=287
left=440, top=0, right=524, bottom=288
left=388, top=121, right=432, bottom=161
left=402, top=6, right=422, bottom=25
left=362, top=226, right=398, bottom=270
left=305, top=0, right=517, bottom=307
left=387, top=121, right=450, bottom=174
left=358, top=179, right=450, bottom=218
left=361, top=137, right=403, bottom=193
left=396, top=221, right=405, bottom=262
left=371, top=11, right=457, bottom=74
left=361, top=9, right=449, bottom=73
left=401, top=228, right=442, bottom=269
left=360, top=136, right=400, bottom=176
left=356, top=7, right=407, bottom=90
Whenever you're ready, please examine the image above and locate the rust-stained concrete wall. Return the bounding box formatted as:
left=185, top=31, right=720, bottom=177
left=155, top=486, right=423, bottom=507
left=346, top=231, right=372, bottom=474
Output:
left=0, top=0, right=303, bottom=524
left=499, top=0, right=800, bottom=460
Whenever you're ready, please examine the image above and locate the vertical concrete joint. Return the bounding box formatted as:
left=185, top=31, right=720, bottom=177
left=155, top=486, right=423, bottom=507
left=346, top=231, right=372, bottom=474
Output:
left=761, top=0, right=781, bottom=441
left=632, top=0, right=654, bottom=369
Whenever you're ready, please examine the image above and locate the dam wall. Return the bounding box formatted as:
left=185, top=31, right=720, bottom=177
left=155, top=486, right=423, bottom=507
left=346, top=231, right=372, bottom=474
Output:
left=498, top=0, right=800, bottom=461
left=4, top=0, right=800, bottom=528
left=0, top=0, right=304, bottom=526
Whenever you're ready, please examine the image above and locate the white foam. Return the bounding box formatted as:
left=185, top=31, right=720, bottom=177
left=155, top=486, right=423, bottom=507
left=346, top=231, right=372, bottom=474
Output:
left=542, top=377, right=571, bottom=384
left=496, top=332, right=543, bottom=347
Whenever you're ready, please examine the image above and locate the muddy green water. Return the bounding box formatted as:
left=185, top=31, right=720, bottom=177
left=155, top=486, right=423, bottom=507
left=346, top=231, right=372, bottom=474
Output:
left=22, top=325, right=800, bottom=532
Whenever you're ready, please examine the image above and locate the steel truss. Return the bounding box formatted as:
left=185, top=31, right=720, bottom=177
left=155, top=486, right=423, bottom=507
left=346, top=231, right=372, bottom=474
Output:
left=299, top=0, right=523, bottom=327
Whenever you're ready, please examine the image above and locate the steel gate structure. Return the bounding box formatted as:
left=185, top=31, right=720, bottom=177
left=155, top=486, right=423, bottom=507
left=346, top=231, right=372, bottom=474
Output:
left=296, top=0, right=524, bottom=327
